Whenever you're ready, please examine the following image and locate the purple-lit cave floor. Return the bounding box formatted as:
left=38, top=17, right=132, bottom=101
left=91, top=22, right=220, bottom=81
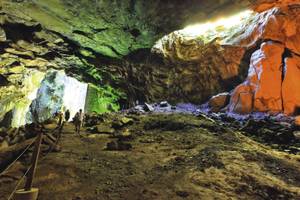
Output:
left=130, top=102, right=295, bottom=124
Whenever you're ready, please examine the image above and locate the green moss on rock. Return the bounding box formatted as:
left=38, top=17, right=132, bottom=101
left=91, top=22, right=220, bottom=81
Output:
left=85, top=84, right=122, bottom=114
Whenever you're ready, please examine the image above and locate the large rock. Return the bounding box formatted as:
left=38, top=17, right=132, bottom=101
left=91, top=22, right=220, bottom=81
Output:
left=209, top=93, right=230, bottom=112
left=0, top=69, right=45, bottom=127
left=229, top=42, right=284, bottom=114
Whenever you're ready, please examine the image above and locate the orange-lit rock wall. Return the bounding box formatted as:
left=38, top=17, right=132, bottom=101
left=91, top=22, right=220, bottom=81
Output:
left=229, top=5, right=300, bottom=115
left=282, top=55, right=300, bottom=115
left=229, top=42, right=284, bottom=113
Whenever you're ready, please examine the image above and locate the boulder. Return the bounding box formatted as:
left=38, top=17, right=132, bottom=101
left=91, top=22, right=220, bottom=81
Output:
left=228, top=84, right=254, bottom=114
left=113, top=129, right=133, bottom=141
left=294, top=116, right=300, bottom=126
left=293, top=131, right=300, bottom=140
left=106, top=140, right=132, bottom=151
left=121, top=117, right=134, bottom=126
left=144, top=103, right=154, bottom=112
left=112, top=117, right=134, bottom=129
left=160, top=101, right=169, bottom=107
left=96, top=124, right=115, bottom=134
left=208, top=92, right=230, bottom=112
left=0, top=139, right=9, bottom=150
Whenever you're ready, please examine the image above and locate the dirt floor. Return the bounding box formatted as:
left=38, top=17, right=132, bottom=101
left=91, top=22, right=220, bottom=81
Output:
left=1, top=113, right=300, bottom=200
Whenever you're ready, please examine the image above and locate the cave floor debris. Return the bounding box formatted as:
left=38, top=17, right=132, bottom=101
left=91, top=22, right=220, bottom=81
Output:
left=1, top=113, right=300, bottom=200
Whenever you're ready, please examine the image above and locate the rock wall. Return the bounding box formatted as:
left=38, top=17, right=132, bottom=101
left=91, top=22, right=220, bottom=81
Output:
left=153, top=4, right=300, bottom=115
left=282, top=55, right=300, bottom=115
left=10, top=70, right=45, bottom=127
left=228, top=42, right=284, bottom=114
left=228, top=5, right=300, bottom=115
left=0, top=5, right=123, bottom=126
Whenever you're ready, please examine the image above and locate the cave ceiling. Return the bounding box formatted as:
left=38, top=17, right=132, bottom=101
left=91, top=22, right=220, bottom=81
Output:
left=0, top=0, right=290, bottom=59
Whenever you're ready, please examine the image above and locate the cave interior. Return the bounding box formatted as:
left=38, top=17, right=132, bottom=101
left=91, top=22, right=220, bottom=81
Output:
left=0, top=0, right=300, bottom=199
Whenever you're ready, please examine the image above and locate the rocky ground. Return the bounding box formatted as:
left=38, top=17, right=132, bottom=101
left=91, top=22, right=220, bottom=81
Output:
left=0, top=113, right=300, bottom=200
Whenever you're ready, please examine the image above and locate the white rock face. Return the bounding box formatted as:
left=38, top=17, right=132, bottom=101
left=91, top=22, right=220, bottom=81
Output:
left=62, top=74, right=88, bottom=121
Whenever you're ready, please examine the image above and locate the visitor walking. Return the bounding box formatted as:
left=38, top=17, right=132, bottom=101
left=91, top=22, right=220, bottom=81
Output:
left=65, top=109, right=70, bottom=122
left=57, top=111, right=64, bottom=127
left=74, top=109, right=84, bottom=136
left=56, top=111, right=65, bottom=136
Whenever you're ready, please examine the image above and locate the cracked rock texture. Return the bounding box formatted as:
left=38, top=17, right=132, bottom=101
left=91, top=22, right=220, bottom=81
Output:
left=228, top=5, right=300, bottom=115
left=229, top=41, right=285, bottom=114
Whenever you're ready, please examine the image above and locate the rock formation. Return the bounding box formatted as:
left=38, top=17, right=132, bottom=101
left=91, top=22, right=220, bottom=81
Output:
left=1, top=0, right=300, bottom=128
left=153, top=4, right=300, bottom=116
left=228, top=5, right=300, bottom=115
left=282, top=55, right=300, bottom=115
left=228, top=42, right=285, bottom=114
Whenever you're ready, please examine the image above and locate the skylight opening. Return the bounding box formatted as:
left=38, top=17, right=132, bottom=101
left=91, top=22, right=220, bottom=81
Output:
left=180, top=10, right=253, bottom=37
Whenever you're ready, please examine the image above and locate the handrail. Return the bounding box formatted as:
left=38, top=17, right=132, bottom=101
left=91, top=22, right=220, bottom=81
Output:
left=2, top=124, right=63, bottom=200
left=0, top=139, right=35, bottom=177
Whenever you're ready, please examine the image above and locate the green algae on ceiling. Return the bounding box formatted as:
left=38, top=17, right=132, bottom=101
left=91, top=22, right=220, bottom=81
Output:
left=2, top=0, right=157, bottom=58
left=1, top=0, right=255, bottom=59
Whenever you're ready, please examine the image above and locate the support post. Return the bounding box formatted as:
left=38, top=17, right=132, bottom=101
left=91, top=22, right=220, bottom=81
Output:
left=24, top=129, right=43, bottom=191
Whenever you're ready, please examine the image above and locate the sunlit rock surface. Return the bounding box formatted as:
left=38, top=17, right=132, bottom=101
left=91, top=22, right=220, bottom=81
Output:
left=208, top=93, right=230, bottom=112
left=11, top=70, right=45, bottom=127
left=151, top=11, right=252, bottom=103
